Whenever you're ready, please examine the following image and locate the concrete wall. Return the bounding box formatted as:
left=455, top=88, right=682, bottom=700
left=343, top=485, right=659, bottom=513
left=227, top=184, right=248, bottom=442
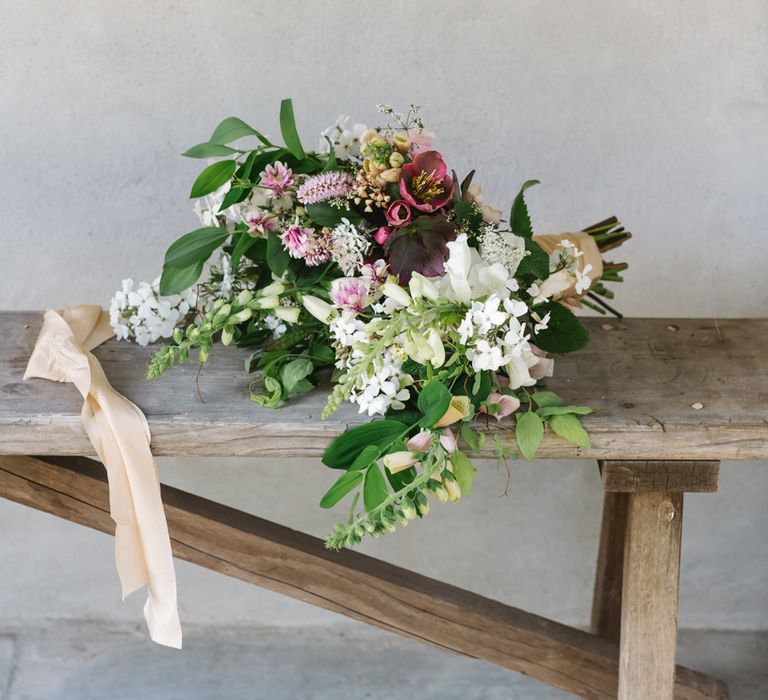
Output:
left=1, top=0, right=766, bottom=631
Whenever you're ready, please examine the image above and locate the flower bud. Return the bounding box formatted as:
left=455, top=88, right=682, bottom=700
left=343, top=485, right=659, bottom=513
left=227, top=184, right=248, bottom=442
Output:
left=221, top=327, right=234, bottom=347
left=302, top=295, right=334, bottom=324
left=363, top=519, right=377, bottom=534
left=381, top=282, right=412, bottom=308
left=426, top=328, right=445, bottom=368
left=261, top=281, right=286, bottom=296
left=382, top=451, right=419, bottom=474
left=370, top=135, right=388, bottom=148
left=232, top=308, right=253, bottom=323
left=295, top=206, right=306, bottom=217
left=433, top=484, right=449, bottom=503
left=379, top=167, right=401, bottom=183
left=388, top=151, right=405, bottom=168
left=212, top=299, right=225, bottom=311
left=442, top=471, right=461, bottom=502
left=400, top=497, right=417, bottom=520
left=392, top=134, right=411, bottom=153
left=236, top=289, right=253, bottom=306
left=198, top=346, right=209, bottom=363
left=414, top=491, right=430, bottom=516
left=360, top=129, right=378, bottom=145
left=255, top=295, right=280, bottom=309
left=188, top=327, right=200, bottom=342
left=172, top=328, right=183, bottom=344
left=215, top=303, right=231, bottom=319
left=274, top=306, right=300, bottom=324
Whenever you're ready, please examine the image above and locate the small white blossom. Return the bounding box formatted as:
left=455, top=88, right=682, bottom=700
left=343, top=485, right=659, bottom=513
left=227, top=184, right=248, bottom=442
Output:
left=319, top=116, right=368, bottom=159
left=330, top=218, right=370, bottom=275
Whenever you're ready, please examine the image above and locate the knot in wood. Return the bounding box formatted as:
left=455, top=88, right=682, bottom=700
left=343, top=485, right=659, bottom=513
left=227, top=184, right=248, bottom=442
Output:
left=657, top=500, right=677, bottom=523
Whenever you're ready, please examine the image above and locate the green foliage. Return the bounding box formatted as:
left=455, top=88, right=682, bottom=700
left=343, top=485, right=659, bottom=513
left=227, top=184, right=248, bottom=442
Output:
left=163, top=227, right=230, bottom=268
left=460, top=423, right=485, bottom=452
left=531, top=301, right=590, bottom=354
left=531, top=391, right=563, bottom=408
left=548, top=413, right=591, bottom=448
left=189, top=160, right=237, bottom=198
left=280, top=357, right=313, bottom=395
left=515, top=411, right=544, bottom=461
left=158, top=260, right=204, bottom=296
left=536, top=405, right=595, bottom=417
left=279, top=98, right=306, bottom=159
left=322, top=420, right=408, bottom=469
left=417, top=380, right=452, bottom=427
left=209, top=116, right=272, bottom=147
left=454, top=200, right=484, bottom=241
left=305, top=202, right=362, bottom=227
left=363, top=463, right=389, bottom=511
left=182, top=142, right=240, bottom=158
left=230, top=232, right=257, bottom=269
left=266, top=231, right=291, bottom=277
left=450, top=450, right=476, bottom=496
left=509, top=179, right=540, bottom=237
left=516, top=237, right=550, bottom=280
left=320, top=470, right=364, bottom=509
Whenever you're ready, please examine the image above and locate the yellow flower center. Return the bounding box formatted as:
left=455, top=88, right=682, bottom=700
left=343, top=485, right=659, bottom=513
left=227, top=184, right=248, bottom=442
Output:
left=411, top=169, right=444, bottom=203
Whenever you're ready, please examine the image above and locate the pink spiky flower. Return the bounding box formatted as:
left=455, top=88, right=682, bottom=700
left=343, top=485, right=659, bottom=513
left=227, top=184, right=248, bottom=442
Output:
left=296, top=171, right=354, bottom=205
left=259, top=161, right=295, bottom=197
left=281, top=224, right=314, bottom=258
left=304, top=228, right=333, bottom=266
left=330, top=277, right=370, bottom=313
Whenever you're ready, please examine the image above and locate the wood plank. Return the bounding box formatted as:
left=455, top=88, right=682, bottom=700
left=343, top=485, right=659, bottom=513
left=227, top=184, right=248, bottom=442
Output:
left=600, top=460, right=720, bottom=493
left=1, top=312, right=767, bottom=460
left=591, top=491, right=629, bottom=643
left=620, top=492, right=685, bottom=700
left=0, top=455, right=729, bottom=700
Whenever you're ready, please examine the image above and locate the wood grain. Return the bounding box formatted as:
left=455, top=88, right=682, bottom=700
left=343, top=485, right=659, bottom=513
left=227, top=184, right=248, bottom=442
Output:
left=600, top=460, right=721, bottom=493
left=0, top=455, right=729, bottom=700
left=1, top=312, right=767, bottom=459
left=619, top=492, right=685, bottom=700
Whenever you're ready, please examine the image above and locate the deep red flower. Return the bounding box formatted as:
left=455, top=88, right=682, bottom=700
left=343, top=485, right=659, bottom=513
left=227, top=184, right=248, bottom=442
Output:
left=399, top=150, right=454, bottom=213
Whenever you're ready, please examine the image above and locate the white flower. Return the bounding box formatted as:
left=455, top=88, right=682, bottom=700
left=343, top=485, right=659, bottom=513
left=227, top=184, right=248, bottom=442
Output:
left=330, top=218, right=370, bottom=275
left=529, top=269, right=574, bottom=304
left=479, top=227, right=527, bottom=276
left=506, top=354, right=537, bottom=390
left=574, top=263, right=593, bottom=295
left=381, top=282, right=412, bottom=309
left=320, top=116, right=368, bottom=159
left=467, top=339, right=510, bottom=372
left=533, top=311, right=551, bottom=333
left=330, top=311, right=368, bottom=347
left=302, top=295, right=334, bottom=324
left=193, top=181, right=242, bottom=231
left=443, top=234, right=474, bottom=304
left=264, top=314, right=287, bottom=339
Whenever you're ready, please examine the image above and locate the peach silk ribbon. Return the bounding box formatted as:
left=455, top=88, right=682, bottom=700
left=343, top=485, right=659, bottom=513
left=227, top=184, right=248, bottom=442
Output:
left=533, top=232, right=604, bottom=305
left=24, top=306, right=182, bottom=649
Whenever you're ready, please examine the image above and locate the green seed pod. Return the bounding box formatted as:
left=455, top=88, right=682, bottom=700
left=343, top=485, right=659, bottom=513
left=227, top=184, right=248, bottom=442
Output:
left=172, top=328, right=183, bottom=344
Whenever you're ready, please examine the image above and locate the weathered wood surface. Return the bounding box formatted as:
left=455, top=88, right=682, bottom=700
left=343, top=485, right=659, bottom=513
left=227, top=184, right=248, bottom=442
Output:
left=619, top=491, right=685, bottom=700
left=0, top=455, right=729, bottom=700
left=1, top=312, right=767, bottom=459
left=600, top=460, right=721, bottom=493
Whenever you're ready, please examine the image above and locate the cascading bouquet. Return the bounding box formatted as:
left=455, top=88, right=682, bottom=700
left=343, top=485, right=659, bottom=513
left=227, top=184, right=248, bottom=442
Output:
left=111, top=101, right=630, bottom=549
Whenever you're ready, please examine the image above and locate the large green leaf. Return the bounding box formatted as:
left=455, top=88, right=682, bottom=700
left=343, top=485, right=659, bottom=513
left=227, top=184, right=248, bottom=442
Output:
left=189, top=160, right=237, bottom=198
left=210, top=116, right=272, bottom=147
left=182, top=142, right=241, bottom=159
left=509, top=179, right=540, bottom=238
left=549, top=413, right=591, bottom=449
left=535, top=405, right=595, bottom=417
left=164, top=227, right=229, bottom=268
left=281, top=357, right=313, bottom=393
left=450, top=450, right=477, bottom=496
left=516, top=237, right=550, bottom=279
left=319, top=470, right=363, bottom=509
left=266, top=230, right=291, bottom=277
left=306, top=202, right=362, bottom=227
left=531, top=301, right=590, bottom=354
left=363, top=463, right=389, bottom=512
left=279, top=99, right=306, bottom=159
left=230, top=232, right=257, bottom=269
left=158, top=260, right=204, bottom=295
left=322, top=420, right=408, bottom=469
left=417, top=380, right=452, bottom=427
left=515, top=411, right=544, bottom=461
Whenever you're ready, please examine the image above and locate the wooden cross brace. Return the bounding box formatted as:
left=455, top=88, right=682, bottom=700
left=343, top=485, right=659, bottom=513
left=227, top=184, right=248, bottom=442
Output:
left=0, top=455, right=728, bottom=699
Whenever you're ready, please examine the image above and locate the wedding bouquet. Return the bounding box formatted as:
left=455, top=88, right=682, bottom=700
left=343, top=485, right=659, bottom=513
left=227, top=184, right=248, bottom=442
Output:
left=111, top=101, right=630, bottom=549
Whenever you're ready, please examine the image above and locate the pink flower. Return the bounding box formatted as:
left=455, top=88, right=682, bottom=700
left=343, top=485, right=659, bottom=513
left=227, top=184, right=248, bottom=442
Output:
left=281, top=224, right=314, bottom=258
left=385, top=200, right=412, bottom=228
left=374, top=226, right=395, bottom=246
left=245, top=208, right=278, bottom=238
left=480, top=392, right=521, bottom=421
left=304, top=228, right=333, bottom=267
left=399, top=150, right=454, bottom=213
left=296, top=171, right=354, bottom=205
left=329, top=277, right=370, bottom=313
left=406, top=429, right=432, bottom=452
left=360, top=258, right=389, bottom=286
left=439, top=428, right=457, bottom=453
left=529, top=345, right=555, bottom=380
left=259, top=161, right=295, bottom=197
left=407, top=128, right=435, bottom=155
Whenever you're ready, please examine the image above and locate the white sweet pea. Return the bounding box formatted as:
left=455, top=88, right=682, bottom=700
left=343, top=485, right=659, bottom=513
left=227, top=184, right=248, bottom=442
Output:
left=426, top=328, right=445, bottom=368
left=409, top=272, right=440, bottom=302
left=506, top=353, right=537, bottom=390
left=444, top=234, right=474, bottom=304
left=260, top=281, right=286, bottom=296
left=302, top=295, right=334, bottom=323
left=381, top=282, right=412, bottom=308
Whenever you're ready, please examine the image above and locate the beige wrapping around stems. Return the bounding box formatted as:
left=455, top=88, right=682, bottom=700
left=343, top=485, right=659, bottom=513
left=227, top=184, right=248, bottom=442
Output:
left=532, top=232, right=603, bottom=306
left=24, top=306, right=182, bottom=649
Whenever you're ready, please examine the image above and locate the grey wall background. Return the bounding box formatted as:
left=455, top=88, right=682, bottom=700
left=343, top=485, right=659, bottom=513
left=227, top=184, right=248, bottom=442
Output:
left=1, top=0, right=767, bottom=633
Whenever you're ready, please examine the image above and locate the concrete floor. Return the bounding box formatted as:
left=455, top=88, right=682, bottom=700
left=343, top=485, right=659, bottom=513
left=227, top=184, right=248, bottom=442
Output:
left=0, top=622, right=765, bottom=699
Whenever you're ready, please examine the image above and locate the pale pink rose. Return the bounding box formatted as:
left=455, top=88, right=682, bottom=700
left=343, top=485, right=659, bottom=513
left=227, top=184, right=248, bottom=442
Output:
left=481, top=391, right=521, bottom=421
left=408, top=128, right=435, bottom=155
left=406, top=429, right=432, bottom=452
left=329, top=277, right=369, bottom=313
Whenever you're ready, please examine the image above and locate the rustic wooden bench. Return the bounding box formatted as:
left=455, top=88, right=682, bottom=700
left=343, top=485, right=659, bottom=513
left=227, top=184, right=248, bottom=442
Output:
left=2, top=312, right=766, bottom=699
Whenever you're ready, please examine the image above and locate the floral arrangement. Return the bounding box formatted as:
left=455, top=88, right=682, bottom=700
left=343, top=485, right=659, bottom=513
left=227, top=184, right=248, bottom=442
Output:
left=112, top=101, right=630, bottom=549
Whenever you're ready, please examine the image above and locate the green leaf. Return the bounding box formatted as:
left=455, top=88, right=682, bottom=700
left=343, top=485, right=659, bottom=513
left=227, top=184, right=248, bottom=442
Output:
left=536, top=405, right=596, bottom=418
left=158, top=260, right=204, bottom=295
left=190, top=160, right=237, bottom=199
left=386, top=465, right=416, bottom=491
left=309, top=343, right=336, bottom=366
left=210, top=116, right=272, bottom=147
left=450, top=450, right=477, bottom=497
left=516, top=237, right=550, bottom=279
left=250, top=375, right=282, bottom=408
left=219, top=185, right=250, bottom=212
left=350, top=444, right=382, bottom=471
left=323, top=420, right=408, bottom=469
left=281, top=357, right=313, bottom=393
left=279, top=98, right=306, bottom=159
left=322, top=136, right=339, bottom=172
left=460, top=423, right=485, bottom=452
left=532, top=301, right=590, bottom=354
left=531, top=391, right=564, bottom=408
left=417, top=380, right=452, bottom=427
left=230, top=232, right=257, bottom=269
left=509, top=179, right=540, bottom=238
left=363, top=463, right=389, bottom=512
left=549, top=414, right=591, bottom=449
left=320, top=470, right=363, bottom=509
left=182, top=142, right=241, bottom=158
left=266, top=231, right=291, bottom=277
left=305, top=202, right=362, bottom=227
left=164, top=227, right=230, bottom=268
left=515, top=411, right=544, bottom=461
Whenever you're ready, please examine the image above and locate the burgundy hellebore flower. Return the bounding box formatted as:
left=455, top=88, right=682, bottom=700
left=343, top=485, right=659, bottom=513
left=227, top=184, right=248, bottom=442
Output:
left=374, top=226, right=395, bottom=246
left=399, top=150, right=454, bottom=213
left=385, top=200, right=412, bottom=228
